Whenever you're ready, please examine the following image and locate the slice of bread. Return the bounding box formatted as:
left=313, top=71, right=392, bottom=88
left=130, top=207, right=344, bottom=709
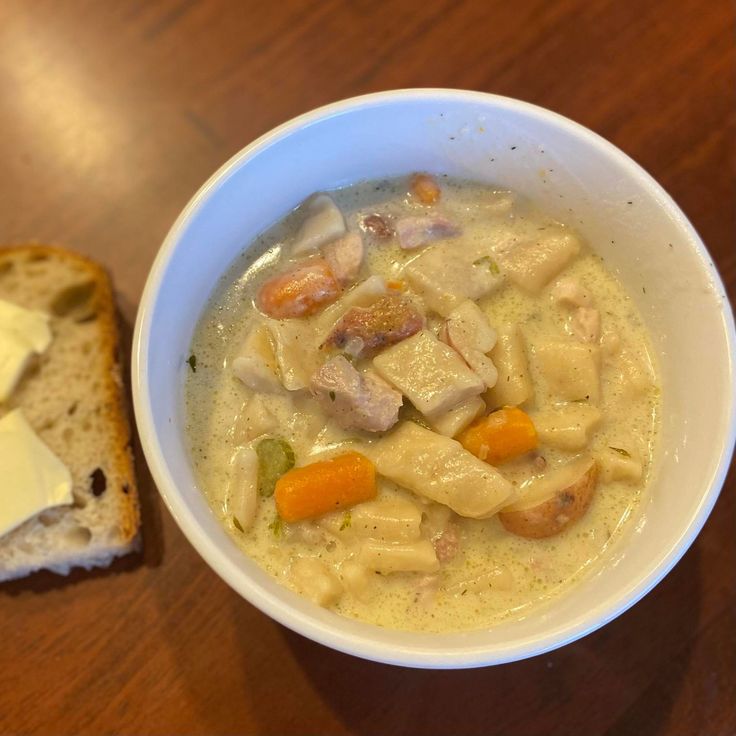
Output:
left=0, top=244, right=140, bottom=581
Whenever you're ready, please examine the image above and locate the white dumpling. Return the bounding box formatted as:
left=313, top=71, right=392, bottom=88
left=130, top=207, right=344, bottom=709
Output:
left=370, top=422, right=513, bottom=518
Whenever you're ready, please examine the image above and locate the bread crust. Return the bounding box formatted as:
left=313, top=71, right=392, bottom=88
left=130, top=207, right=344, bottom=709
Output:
left=0, top=244, right=140, bottom=580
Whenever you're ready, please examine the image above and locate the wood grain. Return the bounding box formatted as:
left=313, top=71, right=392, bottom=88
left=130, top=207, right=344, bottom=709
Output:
left=0, top=0, right=734, bottom=734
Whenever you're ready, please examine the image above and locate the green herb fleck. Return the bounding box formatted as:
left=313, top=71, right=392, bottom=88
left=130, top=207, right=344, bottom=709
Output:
left=472, top=255, right=500, bottom=275
left=187, top=354, right=197, bottom=372
left=232, top=515, right=244, bottom=532
left=329, top=390, right=336, bottom=402
left=256, top=438, right=296, bottom=497
left=268, top=517, right=283, bottom=537
left=609, top=447, right=631, bottom=458
left=339, top=511, right=352, bottom=531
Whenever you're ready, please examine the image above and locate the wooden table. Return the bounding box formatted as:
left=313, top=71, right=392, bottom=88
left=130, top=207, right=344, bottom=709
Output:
left=1, top=1, right=734, bottom=733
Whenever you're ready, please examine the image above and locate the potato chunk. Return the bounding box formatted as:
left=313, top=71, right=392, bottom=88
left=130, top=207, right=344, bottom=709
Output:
left=534, top=339, right=600, bottom=404
left=233, top=394, right=279, bottom=444
left=598, top=446, right=643, bottom=483
left=370, top=422, right=513, bottom=518
left=231, top=323, right=282, bottom=393
left=405, top=242, right=503, bottom=316
left=485, top=324, right=534, bottom=409
left=532, top=403, right=602, bottom=451
left=372, top=331, right=485, bottom=418
left=499, top=456, right=597, bottom=538
left=290, top=558, right=343, bottom=607
left=267, top=319, right=320, bottom=391
left=291, top=193, right=346, bottom=256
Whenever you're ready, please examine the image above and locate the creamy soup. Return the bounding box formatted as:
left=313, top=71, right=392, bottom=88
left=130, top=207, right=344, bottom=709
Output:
left=185, top=174, right=660, bottom=633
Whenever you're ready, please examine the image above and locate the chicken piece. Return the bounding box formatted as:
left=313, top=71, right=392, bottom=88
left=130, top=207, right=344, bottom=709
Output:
left=413, top=574, right=439, bottom=606
left=444, top=301, right=499, bottom=388
left=310, top=355, right=402, bottom=432
left=322, top=232, right=364, bottom=285
left=321, top=294, right=424, bottom=358
left=257, top=258, right=342, bottom=319
left=291, top=193, right=346, bottom=256
left=372, top=330, right=485, bottom=419
left=405, top=242, right=503, bottom=316
left=570, top=307, right=601, bottom=343
left=432, top=521, right=460, bottom=563
left=396, top=215, right=460, bottom=250
left=551, top=277, right=592, bottom=307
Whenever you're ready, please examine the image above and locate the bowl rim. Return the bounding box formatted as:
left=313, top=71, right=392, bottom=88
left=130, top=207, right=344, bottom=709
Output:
left=132, top=88, right=736, bottom=668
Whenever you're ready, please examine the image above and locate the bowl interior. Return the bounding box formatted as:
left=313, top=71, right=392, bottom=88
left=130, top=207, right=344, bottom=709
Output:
left=134, top=91, right=735, bottom=667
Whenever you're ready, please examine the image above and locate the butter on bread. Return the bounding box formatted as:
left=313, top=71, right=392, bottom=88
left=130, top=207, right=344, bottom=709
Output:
left=0, top=244, right=140, bottom=581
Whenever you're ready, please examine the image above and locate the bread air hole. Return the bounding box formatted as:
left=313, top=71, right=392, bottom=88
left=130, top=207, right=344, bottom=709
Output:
left=90, top=468, right=107, bottom=496
left=50, top=281, right=97, bottom=322
left=65, top=526, right=92, bottom=547
left=38, top=416, right=57, bottom=431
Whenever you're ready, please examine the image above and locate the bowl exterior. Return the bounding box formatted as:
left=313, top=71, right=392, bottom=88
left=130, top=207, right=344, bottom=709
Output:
left=133, top=89, right=736, bottom=668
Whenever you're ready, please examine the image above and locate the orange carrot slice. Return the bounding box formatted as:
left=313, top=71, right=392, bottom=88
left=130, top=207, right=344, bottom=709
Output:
left=410, top=173, right=441, bottom=205
left=275, top=452, right=377, bottom=522
left=458, top=407, right=538, bottom=465
left=257, top=258, right=342, bottom=319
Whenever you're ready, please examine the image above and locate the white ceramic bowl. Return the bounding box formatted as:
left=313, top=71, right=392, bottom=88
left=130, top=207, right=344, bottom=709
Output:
left=132, top=89, right=736, bottom=668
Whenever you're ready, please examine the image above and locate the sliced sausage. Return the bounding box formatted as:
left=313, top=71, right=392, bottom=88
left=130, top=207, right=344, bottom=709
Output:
left=321, top=294, right=424, bottom=358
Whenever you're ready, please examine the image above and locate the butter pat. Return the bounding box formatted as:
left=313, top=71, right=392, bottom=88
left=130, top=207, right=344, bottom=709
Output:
left=0, top=299, right=52, bottom=402
left=0, top=409, right=72, bottom=537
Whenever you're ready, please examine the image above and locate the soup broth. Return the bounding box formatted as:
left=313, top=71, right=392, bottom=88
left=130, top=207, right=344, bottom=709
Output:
left=185, top=174, right=660, bottom=632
